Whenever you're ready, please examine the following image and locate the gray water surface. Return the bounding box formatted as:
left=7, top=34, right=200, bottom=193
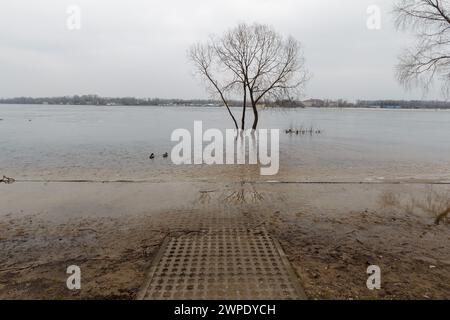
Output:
left=1, top=104, right=450, bottom=182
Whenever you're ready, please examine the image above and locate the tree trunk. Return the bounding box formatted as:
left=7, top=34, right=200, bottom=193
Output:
left=219, top=98, right=238, bottom=130
left=226, top=105, right=239, bottom=130
left=248, top=88, right=258, bottom=130
left=218, top=95, right=238, bottom=130
left=241, top=84, right=247, bottom=130
left=202, top=70, right=238, bottom=130
left=251, top=102, right=258, bottom=130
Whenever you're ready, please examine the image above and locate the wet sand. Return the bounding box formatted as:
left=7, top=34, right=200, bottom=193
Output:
left=1, top=181, right=449, bottom=299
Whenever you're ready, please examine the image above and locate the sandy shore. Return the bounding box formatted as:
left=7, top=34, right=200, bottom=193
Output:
left=0, top=181, right=449, bottom=299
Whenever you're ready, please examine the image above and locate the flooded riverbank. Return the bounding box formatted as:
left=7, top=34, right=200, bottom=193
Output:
left=1, top=105, right=450, bottom=183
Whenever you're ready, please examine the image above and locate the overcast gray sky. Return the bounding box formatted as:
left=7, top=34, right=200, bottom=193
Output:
left=0, top=0, right=442, bottom=100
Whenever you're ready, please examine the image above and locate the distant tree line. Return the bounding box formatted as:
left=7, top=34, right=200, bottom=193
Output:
left=1, top=95, right=450, bottom=109
left=307, top=99, right=450, bottom=109
left=0, top=95, right=306, bottom=108
left=357, top=100, right=450, bottom=109
left=0, top=95, right=222, bottom=107
left=306, top=99, right=450, bottom=109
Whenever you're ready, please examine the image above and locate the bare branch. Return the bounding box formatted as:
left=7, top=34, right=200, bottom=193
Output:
left=188, top=43, right=239, bottom=129
left=395, top=0, right=450, bottom=94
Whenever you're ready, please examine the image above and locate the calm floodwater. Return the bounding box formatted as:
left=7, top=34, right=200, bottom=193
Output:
left=1, top=104, right=450, bottom=182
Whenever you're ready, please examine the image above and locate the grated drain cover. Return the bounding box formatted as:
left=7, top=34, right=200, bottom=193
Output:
left=138, top=227, right=306, bottom=300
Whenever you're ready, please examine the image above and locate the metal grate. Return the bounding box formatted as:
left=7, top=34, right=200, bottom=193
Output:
left=138, top=227, right=305, bottom=300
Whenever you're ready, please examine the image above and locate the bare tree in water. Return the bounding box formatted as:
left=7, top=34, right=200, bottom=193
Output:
left=395, top=0, right=450, bottom=94
left=189, top=23, right=308, bottom=130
